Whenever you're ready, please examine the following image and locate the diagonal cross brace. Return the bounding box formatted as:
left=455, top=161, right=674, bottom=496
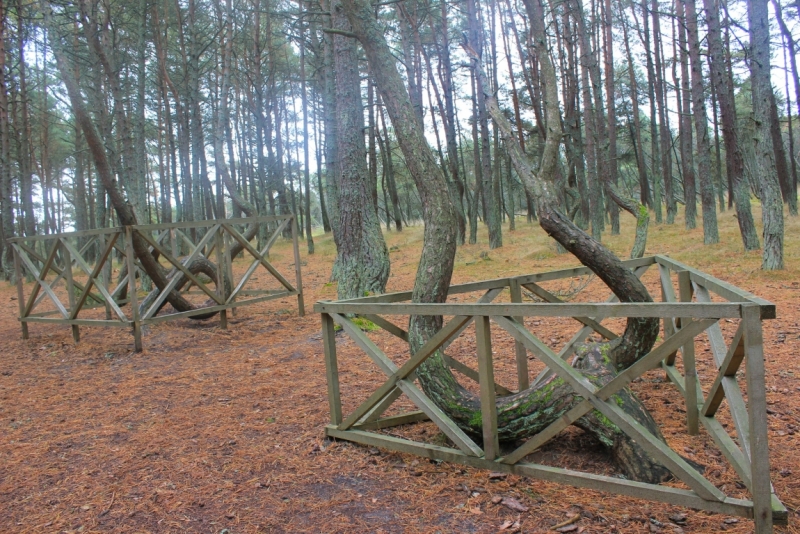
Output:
left=60, top=235, right=127, bottom=321
left=222, top=223, right=296, bottom=294
left=18, top=241, right=69, bottom=319
left=496, top=316, right=725, bottom=502
left=330, top=313, right=483, bottom=457
left=223, top=218, right=291, bottom=303
left=141, top=225, right=222, bottom=320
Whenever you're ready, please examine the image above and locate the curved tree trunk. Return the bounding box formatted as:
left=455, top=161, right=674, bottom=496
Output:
left=49, top=14, right=254, bottom=320
left=342, top=0, right=673, bottom=484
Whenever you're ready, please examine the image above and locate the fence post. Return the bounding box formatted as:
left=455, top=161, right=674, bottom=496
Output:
left=215, top=226, right=228, bottom=330
left=102, top=233, right=113, bottom=320
left=476, top=315, right=499, bottom=460
left=742, top=304, right=773, bottom=533
left=61, top=240, right=80, bottom=343
left=291, top=215, right=305, bottom=316
left=125, top=227, right=143, bottom=352
left=322, top=313, right=342, bottom=425
left=13, top=245, right=28, bottom=339
left=677, top=270, right=698, bottom=435
left=509, top=278, right=529, bottom=391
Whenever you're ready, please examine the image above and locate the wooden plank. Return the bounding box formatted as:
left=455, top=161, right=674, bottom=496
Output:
left=60, top=235, right=126, bottom=322
left=13, top=245, right=28, bottom=339
left=442, top=287, right=504, bottom=351
left=529, top=324, right=594, bottom=389
left=18, top=241, right=69, bottom=319
left=333, top=313, right=472, bottom=429
left=361, top=314, right=408, bottom=341
left=125, top=227, right=143, bottom=352
left=139, top=291, right=294, bottom=324
left=353, top=410, right=430, bottom=430
left=214, top=227, right=228, bottom=329
left=332, top=313, right=483, bottom=456
left=700, top=414, right=753, bottom=490
left=314, top=302, right=742, bottom=319
left=361, top=386, right=405, bottom=424
left=493, top=317, right=598, bottom=399
left=6, top=225, right=120, bottom=243
left=102, top=233, right=114, bottom=320
left=659, top=264, right=679, bottom=366
left=60, top=241, right=80, bottom=343
left=324, top=426, right=756, bottom=519
left=225, top=219, right=290, bottom=302
left=476, top=316, right=499, bottom=460
left=140, top=225, right=221, bottom=320
left=655, top=255, right=775, bottom=318
left=502, top=399, right=593, bottom=465
left=502, top=319, right=716, bottom=465
left=509, top=278, right=529, bottom=391
left=525, top=250, right=650, bottom=390
left=223, top=223, right=297, bottom=293
left=521, top=282, right=618, bottom=340
left=21, top=317, right=132, bottom=327
left=18, top=241, right=106, bottom=308
left=702, top=325, right=745, bottom=417
left=290, top=216, right=305, bottom=316
left=442, top=355, right=513, bottom=396
left=678, top=271, right=699, bottom=435
left=741, top=304, right=773, bottom=532
left=694, top=285, right=752, bottom=461
left=322, top=314, right=342, bottom=425
left=590, top=397, right=727, bottom=502
left=132, top=213, right=292, bottom=232
left=139, top=229, right=224, bottom=308
left=514, top=256, right=656, bottom=285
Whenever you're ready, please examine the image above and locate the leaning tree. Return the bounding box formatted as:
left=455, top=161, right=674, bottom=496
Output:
left=46, top=3, right=252, bottom=321
left=341, top=0, right=680, bottom=483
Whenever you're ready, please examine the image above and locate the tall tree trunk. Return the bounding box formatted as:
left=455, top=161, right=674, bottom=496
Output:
left=467, top=0, right=502, bottom=249
left=747, top=0, right=784, bottom=269
left=0, top=0, right=13, bottom=278
left=703, top=0, right=760, bottom=249
left=621, top=9, right=651, bottom=209
left=676, top=0, right=696, bottom=229
left=651, top=0, right=676, bottom=224
left=17, top=0, right=36, bottom=238
left=300, top=16, right=315, bottom=253
left=341, top=0, right=458, bottom=350
left=330, top=0, right=390, bottom=299
left=683, top=0, right=719, bottom=243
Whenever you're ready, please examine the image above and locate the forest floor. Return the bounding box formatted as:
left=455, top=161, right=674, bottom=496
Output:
left=1, top=206, right=799, bottom=534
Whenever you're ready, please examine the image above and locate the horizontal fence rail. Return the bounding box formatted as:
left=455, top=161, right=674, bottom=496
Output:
left=316, top=256, right=784, bottom=533
left=9, top=215, right=304, bottom=351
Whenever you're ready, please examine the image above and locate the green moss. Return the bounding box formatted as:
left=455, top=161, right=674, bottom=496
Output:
left=595, top=412, right=619, bottom=433
left=639, top=204, right=648, bottom=219
left=469, top=410, right=482, bottom=428
left=351, top=317, right=380, bottom=332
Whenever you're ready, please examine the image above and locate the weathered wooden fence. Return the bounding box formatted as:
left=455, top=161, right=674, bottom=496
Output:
left=9, top=215, right=304, bottom=351
left=316, top=255, right=785, bottom=533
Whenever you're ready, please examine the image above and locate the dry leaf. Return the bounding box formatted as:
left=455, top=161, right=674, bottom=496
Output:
left=501, top=497, right=529, bottom=513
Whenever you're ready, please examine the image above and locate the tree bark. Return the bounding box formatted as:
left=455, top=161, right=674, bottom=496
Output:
left=331, top=0, right=390, bottom=300
left=684, top=0, right=719, bottom=243
left=747, top=0, right=784, bottom=270
left=703, top=0, right=760, bottom=250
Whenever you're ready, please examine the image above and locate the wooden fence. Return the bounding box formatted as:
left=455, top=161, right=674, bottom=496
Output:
left=316, top=255, right=785, bottom=533
left=9, top=215, right=304, bottom=351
